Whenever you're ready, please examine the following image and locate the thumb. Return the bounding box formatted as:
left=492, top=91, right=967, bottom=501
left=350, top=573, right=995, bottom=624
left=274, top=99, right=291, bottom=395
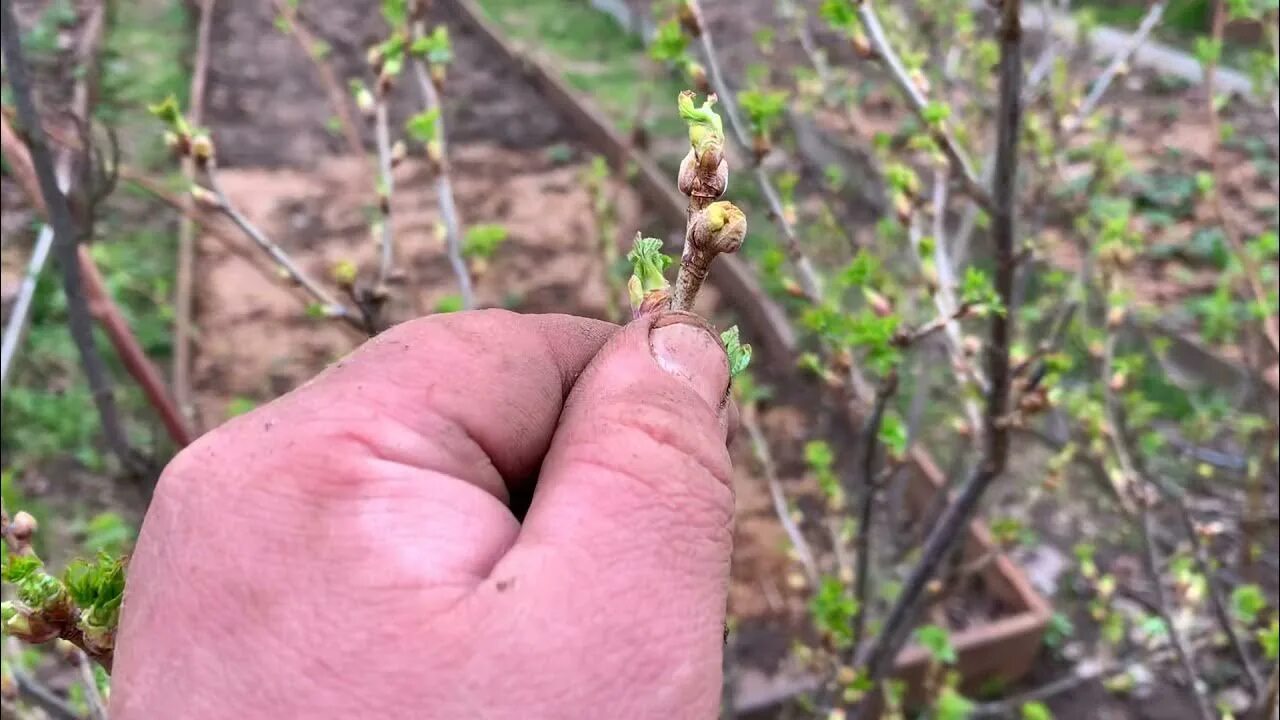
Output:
left=521, top=311, right=734, bottom=553
left=508, top=311, right=735, bottom=707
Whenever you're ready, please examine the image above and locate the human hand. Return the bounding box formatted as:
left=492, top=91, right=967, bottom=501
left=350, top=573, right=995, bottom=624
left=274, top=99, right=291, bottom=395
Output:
left=112, top=309, right=736, bottom=719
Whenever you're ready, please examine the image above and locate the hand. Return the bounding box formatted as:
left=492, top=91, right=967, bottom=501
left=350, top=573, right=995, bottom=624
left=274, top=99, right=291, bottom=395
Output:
left=112, top=309, right=736, bottom=719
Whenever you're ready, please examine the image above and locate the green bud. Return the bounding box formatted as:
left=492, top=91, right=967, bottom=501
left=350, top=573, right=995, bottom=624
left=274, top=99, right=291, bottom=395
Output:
left=627, top=234, right=673, bottom=297
left=677, top=91, right=725, bottom=160
left=720, top=325, right=751, bottom=377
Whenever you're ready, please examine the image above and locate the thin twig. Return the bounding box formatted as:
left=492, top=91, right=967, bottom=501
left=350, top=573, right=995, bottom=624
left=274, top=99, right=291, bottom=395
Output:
left=201, top=163, right=356, bottom=323
left=1066, top=0, right=1167, bottom=129
left=849, top=3, right=1024, bottom=713
left=373, top=97, right=397, bottom=291
left=742, top=402, right=820, bottom=586
left=173, top=0, right=216, bottom=433
left=1101, top=333, right=1215, bottom=720
left=1, top=0, right=137, bottom=471
left=685, top=0, right=824, bottom=303
left=75, top=649, right=107, bottom=720
left=849, top=372, right=899, bottom=653
left=410, top=48, right=476, bottom=310
left=0, top=228, right=54, bottom=391
left=851, top=2, right=992, bottom=210
left=272, top=0, right=364, bottom=156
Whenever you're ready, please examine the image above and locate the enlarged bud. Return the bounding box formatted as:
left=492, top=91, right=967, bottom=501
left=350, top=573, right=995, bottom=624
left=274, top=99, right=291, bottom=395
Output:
left=688, top=61, right=710, bottom=94
left=752, top=133, right=771, bottom=163
left=1106, top=306, right=1126, bottom=329
left=851, top=29, right=874, bottom=59
left=430, top=63, right=447, bottom=90
left=189, top=133, right=214, bottom=165
left=390, top=140, right=407, bottom=167
left=689, top=201, right=747, bottom=255
left=189, top=184, right=221, bottom=210
left=1109, top=371, right=1128, bottom=392
left=962, top=335, right=982, bottom=356
left=10, top=511, right=36, bottom=545
left=677, top=2, right=701, bottom=36
left=677, top=148, right=728, bottom=200
left=864, top=289, right=893, bottom=317
left=893, top=192, right=913, bottom=223
left=330, top=259, right=358, bottom=287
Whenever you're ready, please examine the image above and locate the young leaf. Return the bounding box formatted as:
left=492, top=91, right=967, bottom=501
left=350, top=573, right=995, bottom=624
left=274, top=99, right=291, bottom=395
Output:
left=720, top=325, right=752, bottom=377
left=677, top=91, right=724, bottom=158
left=626, top=235, right=673, bottom=296
left=915, top=624, right=957, bottom=664
left=1231, top=584, right=1267, bottom=624
left=810, top=576, right=858, bottom=646
left=463, top=224, right=509, bottom=260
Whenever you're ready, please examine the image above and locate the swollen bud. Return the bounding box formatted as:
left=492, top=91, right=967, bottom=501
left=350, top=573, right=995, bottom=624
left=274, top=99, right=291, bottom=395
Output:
left=677, top=148, right=728, bottom=200
left=10, top=511, right=36, bottom=545
left=689, top=201, right=747, bottom=255
left=864, top=289, right=893, bottom=318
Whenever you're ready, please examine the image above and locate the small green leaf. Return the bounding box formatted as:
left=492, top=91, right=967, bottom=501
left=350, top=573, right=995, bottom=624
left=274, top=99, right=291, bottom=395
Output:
left=434, top=295, right=464, bottom=314
left=810, top=576, right=858, bottom=645
left=1231, top=584, right=1267, bottom=624
left=720, top=325, right=751, bottom=377
left=677, top=91, right=724, bottom=158
left=1021, top=701, right=1054, bottom=720
left=463, top=224, right=508, bottom=260
left=878, top=412, right=908, bottom=457
left=405, top=109, right=442, bottom=144
left=819, top=0, right=857, bottom=30
left=915, top=624, right=957, bottom=664
left=626, top=235, right=673, bottom=297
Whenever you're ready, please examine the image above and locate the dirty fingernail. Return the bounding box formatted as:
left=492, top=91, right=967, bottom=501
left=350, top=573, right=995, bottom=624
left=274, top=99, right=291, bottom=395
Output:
left=650, top=314, right=730, bottom=410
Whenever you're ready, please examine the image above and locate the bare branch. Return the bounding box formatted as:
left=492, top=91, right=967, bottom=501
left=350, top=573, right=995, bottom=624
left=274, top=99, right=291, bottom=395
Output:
left=851, top=2, right=992, bottom=209
left=373, top=97, right=398, bottom=291
left=1, top=0, right=137, bottom=471
left=173, top=0, right=218, bottom=433
left=849, top=2, right=1024, bottom=712
left=75, top=649, right=107, bottom=720
left=849, top=372, right=899, bottom=653
left=201, top=163, right=356, bottom=322
left=742, top=401, right=820, bottom=586
left=1066, top=0, right=1167, bottom=129
left=410, top=48, right=476, bottom=310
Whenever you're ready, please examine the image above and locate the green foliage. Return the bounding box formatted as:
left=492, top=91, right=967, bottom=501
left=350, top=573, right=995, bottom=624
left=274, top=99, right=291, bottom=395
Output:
left=804, top=440, right=841, bottom=504
left=1259, top=619, right=1279, bottom=660
left=405, top=109, right=442, bottom=144
left=935, top=685, right=974, bottom=720
left=819, top=0, right=857, bottom=30
left=915, top=624, right=957, bottom=664
left=434, top=295, right=465, bottom=313
left=922, top=100, right=952, bottom=127
left=411, top=25, right=453, bottom=66
left=2, top=554, right=63, bottom=609
left=960, top=267, right=1005, bottom=315
left=463, top=224, right=509, bottom=260
left=649, top=19, right=689, bottom=64
left=810, top=576, right=858, bottom=646
left=1021, top=701, right=1055, bottom=720
left=739, top=88, right=789, bottom=138
left=63, top=553, right=126, bottom=635
left=626, top=235, right=673, bottom=299
left=878, top=412, right=908, bottom=457
left=720, top=326, right=752, bottom=378
left=1230, top=584, right=1267, bottom=624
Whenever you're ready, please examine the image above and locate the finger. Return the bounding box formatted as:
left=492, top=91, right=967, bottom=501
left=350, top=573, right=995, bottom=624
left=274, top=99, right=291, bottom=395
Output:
left=493, top=311, right=733, bottom=712
left=144, top=310, right=615, bottom=589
